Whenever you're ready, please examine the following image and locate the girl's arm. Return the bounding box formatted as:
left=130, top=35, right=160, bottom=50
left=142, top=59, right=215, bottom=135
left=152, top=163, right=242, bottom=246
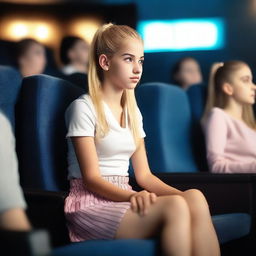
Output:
left=131, top=139, right=182, bottom=196
left=72, top=136, right=136, bottom=201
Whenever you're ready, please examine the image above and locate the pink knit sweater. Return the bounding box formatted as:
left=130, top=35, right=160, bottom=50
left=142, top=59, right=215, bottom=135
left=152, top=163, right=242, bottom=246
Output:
left=203, top=107, right=256, bottom=173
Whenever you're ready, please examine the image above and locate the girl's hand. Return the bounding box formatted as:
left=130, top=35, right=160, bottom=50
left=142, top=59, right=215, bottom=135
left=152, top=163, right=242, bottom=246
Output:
left=129, top=190, right=157, bottom=216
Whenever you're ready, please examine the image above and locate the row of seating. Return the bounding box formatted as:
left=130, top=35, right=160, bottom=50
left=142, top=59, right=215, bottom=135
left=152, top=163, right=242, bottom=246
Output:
left=0, top=65, right=255, bottom=255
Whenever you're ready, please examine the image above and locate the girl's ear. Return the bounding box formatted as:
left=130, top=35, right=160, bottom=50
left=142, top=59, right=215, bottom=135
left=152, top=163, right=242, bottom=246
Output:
left=222, top=82, right=234, bottom=96
left=99, top=54, right=110, bottom=71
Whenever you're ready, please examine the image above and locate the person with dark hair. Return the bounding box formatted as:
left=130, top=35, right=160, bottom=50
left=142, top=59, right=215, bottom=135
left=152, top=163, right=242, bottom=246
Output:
left=171, top=57, right=202, bottom=89
left=15, top=38, right=46, bottom=77
left=60, top=36, right=89, bottom=75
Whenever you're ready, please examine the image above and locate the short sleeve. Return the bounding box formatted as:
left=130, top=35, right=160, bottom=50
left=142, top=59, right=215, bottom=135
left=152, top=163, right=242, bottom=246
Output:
left=137, top=107, right=146, bottom=138
left=65, top=97, right=96, bottom=137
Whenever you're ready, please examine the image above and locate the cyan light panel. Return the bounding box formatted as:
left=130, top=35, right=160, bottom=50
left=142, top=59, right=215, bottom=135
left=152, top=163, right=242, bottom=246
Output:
left=137, top=18, right=225, bottom=52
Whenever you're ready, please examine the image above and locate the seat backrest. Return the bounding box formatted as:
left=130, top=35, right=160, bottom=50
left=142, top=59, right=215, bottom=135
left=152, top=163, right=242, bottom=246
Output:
left=0, top=65, right=22, bottom=130
left=136, top=82, right=198, bottom=173
left=0, top=40, right=16, bottom=66
left=16, top=74, right=85, bottom=191
left=186, top=83, right=209, bottom=171
left=186, top=83, right=207, bottom=122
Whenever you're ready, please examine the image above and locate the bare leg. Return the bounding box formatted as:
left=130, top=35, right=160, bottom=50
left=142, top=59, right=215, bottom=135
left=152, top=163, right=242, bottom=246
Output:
left=116, top=195, right=191, bottom=256
left=182, top=189, right=220, bottom=256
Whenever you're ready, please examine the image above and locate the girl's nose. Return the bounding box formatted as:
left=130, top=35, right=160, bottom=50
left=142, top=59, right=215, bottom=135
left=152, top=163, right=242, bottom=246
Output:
left=133, top=62, right=142, bottom=74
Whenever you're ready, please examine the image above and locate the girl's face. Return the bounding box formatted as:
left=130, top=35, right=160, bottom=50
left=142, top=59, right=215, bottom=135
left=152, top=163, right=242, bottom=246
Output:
left=102, top=38, right=144, bottom=90
left=227, top=65, right=256, bottom=105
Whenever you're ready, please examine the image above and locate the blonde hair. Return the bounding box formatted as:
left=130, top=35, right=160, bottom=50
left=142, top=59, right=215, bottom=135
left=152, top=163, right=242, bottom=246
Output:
left=202, top=61, right=256, bottom=129
left=88, top=23, right=143, bottom=146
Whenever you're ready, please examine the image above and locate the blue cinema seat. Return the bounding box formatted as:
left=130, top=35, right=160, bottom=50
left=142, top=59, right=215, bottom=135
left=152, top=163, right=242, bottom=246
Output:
left=136, top=82, right=198, bottom=173
left=186, top=83, right=207, bottom=122
left=16, top=74, right=85, bottom=191
left=186, top=83, right=209, bottom=171
left=0, top=65, right=22, bottom=130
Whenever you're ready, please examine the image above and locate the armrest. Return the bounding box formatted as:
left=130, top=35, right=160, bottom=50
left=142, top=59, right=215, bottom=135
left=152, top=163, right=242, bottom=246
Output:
left=0, top=229, right=51, bottom=256
left=24, top=189, right=69, bottom=247
left=130, top=173, right=254, bottom=215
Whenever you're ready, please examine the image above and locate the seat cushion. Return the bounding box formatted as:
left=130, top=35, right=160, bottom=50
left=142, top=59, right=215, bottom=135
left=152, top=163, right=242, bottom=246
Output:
left=52, top=239, right=157, bottom=256
left=212, top=213, right=251, bottom=244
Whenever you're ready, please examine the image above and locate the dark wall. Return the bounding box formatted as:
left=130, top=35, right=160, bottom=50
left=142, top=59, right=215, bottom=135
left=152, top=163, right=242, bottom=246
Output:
left=133, top=0, right=256, bottom=84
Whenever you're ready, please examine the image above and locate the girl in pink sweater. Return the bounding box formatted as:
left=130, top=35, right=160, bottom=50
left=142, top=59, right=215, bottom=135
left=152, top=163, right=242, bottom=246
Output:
left=202, top=61, right=256, bottom=173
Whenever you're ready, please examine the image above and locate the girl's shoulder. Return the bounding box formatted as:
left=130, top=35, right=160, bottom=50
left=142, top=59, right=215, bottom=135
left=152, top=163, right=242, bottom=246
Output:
left=71, top=94, right=94, bottom=111
left=208, top=107, right=229, bottom=120
left=204, top=107, right=230, bottom=128
left=66, top=94, right=96, bottom=119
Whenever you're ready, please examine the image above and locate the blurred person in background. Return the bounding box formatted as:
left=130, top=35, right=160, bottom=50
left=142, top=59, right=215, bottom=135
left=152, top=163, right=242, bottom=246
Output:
left=171, top=57, right=203, bottom=89
left=60, top=36, right=89, bottom=76
left=15, top=38, right=47, bottom=78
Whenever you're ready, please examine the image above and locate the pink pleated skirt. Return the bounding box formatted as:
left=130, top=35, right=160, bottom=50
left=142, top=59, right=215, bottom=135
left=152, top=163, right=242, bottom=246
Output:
left=64, top=175, right=134, bottom=242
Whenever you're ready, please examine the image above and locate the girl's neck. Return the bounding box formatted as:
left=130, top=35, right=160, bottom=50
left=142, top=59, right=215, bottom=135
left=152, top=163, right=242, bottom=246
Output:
left=101, top=81, right=124, bottom=108
left=223, top=98, right=243, bottom=121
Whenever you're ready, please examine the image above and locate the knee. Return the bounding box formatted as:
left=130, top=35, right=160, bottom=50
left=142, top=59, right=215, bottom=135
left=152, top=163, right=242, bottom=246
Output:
left=184, top=189, right=207, bottom=203
left=183, top=189, right=210, bottom=215
left=163, top=195, right=190, bottom=217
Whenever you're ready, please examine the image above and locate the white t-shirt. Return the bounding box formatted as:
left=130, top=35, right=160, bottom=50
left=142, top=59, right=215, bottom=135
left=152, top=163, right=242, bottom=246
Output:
left=65, top=94, right=146, bottom=179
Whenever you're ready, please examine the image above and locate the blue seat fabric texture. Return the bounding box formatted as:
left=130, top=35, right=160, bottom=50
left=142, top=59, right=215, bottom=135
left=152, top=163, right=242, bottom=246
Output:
left=16, top=74, right=85, bottom=191
left=136, top=82, right=198, bottom=173
left=0, top=65, right=22, bottom=130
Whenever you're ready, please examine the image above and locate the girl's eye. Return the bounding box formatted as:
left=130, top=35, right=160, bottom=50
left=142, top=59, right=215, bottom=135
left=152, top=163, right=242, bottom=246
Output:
left=125, top=57, right=132, bottom=62
left=139, top=59, right=144, bottom=65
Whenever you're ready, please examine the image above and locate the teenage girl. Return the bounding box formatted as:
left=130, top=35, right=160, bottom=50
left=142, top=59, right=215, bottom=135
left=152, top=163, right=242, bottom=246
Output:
left=64, top=23, right=220, bottom=256
left=202, top=61, right=256, bottom=173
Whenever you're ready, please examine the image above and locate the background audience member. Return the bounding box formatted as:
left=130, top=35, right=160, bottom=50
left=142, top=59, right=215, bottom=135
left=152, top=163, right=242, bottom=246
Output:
left=15, top=38, right=47, bottom=78
left=0, top=111, right=31, bottom=231
left=171, top=57, right=203, bottom=89
left=60, top=36, right=89, bottom=76
left=202, top=61, right=256, bottom=173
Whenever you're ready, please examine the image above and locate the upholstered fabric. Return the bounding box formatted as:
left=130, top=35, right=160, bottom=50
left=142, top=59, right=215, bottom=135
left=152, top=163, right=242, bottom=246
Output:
left=16, top=74, right=85, bottom=191
left=186, top=83, right=207, bottom=122
left=136, top=82, right=198, bottom=173
left=212, top=213, right=251, bottom=244
left=0, top=65, right=22, bottom=130
left=186, top=83, right=209, bottom=172
left=52, top=239, right=157, bottom=256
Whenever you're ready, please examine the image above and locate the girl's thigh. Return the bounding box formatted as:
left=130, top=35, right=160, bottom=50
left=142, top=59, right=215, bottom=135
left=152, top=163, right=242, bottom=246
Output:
left=115, top=195, right=188, bottom=239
